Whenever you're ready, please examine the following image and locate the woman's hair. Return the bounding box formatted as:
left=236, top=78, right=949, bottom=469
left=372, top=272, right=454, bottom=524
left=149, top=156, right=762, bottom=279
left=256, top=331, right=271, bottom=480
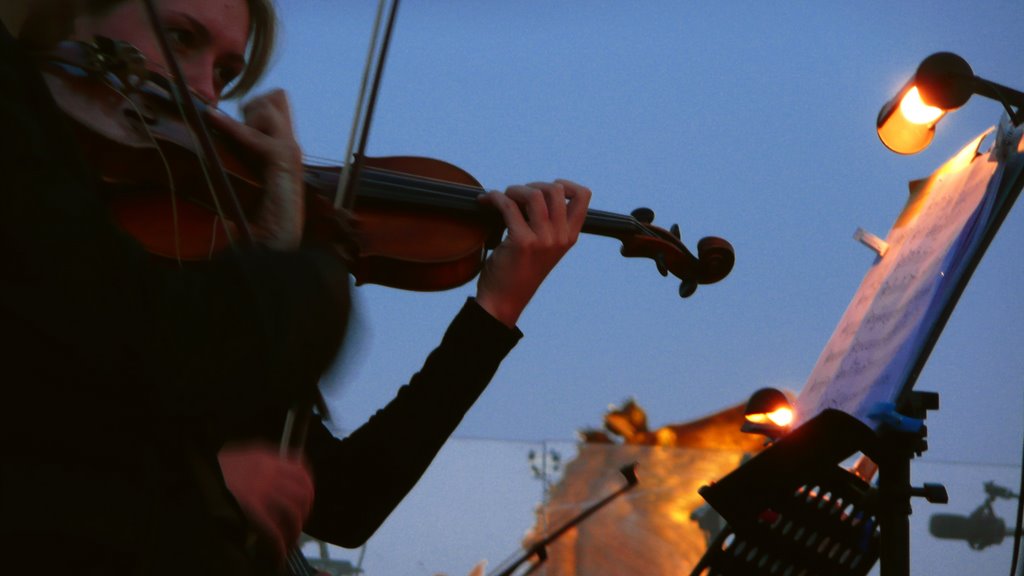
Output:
left=222, top=0, right=276, bottom=99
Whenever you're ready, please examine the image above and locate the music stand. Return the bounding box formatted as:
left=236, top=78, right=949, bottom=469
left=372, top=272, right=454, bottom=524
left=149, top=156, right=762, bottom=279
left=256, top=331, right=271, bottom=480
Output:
left=693, top=115, right=1024, bottom=576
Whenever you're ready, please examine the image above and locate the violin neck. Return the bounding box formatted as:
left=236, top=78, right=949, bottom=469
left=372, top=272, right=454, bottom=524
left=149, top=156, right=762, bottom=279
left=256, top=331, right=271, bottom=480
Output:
left=346, top=167, right=650, bottom=243
left=580, top=209, right=652, bottom=242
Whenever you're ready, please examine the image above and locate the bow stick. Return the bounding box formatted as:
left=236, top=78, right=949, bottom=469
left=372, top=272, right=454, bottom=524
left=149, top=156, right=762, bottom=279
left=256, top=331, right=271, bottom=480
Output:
left=280, top=0, right=401, bottom=451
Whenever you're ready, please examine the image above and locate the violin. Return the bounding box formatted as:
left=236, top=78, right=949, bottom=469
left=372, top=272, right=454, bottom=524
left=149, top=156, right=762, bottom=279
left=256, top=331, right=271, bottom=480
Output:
left=37, top=38, right=734, bottom=298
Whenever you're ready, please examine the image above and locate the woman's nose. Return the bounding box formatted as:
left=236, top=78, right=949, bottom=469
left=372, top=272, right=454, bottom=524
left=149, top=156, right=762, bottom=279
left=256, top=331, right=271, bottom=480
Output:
left=181, top=58, right=219, bottom=106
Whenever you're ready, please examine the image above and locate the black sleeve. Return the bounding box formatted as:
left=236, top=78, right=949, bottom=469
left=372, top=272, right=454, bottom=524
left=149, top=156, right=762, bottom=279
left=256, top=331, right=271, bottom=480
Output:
left=302, top=298, right=522, bottom=547
left=0, top=33, right=349, bottom=427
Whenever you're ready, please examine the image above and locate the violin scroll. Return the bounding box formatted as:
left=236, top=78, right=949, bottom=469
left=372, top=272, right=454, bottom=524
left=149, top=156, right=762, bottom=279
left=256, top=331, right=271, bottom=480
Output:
left=615, top=208, right=734, bottom=299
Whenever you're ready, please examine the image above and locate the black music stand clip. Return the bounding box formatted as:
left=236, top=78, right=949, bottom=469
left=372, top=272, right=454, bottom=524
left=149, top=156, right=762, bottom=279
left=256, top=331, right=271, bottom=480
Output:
left=691, top=391, right=946, bottom=576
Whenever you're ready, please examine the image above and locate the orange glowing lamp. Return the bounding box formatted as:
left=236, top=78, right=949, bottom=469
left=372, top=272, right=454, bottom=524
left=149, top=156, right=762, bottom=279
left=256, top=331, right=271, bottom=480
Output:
left=877, top=86, right=947, bottom=155
left=746, top=406, right=794, bottom=428
left=877, top=52, right=1023, bottom=155
left=741, top=387, right=794, bottom=440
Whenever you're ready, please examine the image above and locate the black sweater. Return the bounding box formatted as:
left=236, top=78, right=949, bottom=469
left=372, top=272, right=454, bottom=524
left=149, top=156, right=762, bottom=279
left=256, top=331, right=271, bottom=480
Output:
left=1, top=26, right=521, bottom=574
left=0, top=24, right=348, bottom=575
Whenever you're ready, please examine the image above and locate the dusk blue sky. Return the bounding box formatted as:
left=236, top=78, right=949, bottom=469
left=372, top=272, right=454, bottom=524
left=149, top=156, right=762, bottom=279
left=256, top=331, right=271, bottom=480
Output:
left=226, top=2, right=1024, bottom=573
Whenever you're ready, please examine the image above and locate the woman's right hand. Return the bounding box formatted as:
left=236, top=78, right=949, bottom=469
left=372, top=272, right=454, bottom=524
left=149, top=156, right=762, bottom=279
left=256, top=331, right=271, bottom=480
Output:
left=218, top=442, right=314, bottom=563
left=207, top=89, right=305, bottom=251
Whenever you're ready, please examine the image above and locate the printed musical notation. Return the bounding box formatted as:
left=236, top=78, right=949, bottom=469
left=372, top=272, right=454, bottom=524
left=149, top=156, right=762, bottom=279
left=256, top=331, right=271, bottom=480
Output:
left=796, top=120, right=1024, bottom=429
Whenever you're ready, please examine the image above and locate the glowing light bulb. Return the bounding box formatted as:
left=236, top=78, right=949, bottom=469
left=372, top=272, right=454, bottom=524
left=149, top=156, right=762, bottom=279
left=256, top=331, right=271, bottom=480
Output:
left=877, top=85, right=945, bottom=154
left=766, top=407, right=794, bottom=427
left=899, top=86, right=945, bottom=125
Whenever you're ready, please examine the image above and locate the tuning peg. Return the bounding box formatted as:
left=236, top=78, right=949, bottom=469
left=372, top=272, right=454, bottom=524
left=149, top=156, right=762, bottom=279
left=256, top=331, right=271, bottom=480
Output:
left=679, top=279, right=697, bottom=298
left=669, top=223, right=681, bottom=239
left=630, top=207, right=655, bottom=224
left=655, top=253, right=668, bottom=276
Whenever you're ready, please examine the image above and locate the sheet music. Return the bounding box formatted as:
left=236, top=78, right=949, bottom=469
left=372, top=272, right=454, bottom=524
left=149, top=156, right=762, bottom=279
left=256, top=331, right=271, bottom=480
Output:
left=796, top=119, right=1024, bottom=429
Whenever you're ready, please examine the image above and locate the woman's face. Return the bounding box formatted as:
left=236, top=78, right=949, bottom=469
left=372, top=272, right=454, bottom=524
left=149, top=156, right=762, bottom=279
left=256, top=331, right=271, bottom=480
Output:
left=74, top=0, right=250, bottom=105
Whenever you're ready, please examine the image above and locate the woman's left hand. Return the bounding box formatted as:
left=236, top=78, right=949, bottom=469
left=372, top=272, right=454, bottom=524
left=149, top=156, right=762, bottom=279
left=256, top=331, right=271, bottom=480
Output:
left=475, top=179, right=591, bottom=327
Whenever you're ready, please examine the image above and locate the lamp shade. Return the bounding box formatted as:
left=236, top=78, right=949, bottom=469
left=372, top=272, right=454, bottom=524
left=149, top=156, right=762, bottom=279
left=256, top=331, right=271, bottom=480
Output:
left=877, top=83, right=944, bottom=154
left=877, top=52, right=975, bottom=155
left=741, top=387, right=794, bottom=438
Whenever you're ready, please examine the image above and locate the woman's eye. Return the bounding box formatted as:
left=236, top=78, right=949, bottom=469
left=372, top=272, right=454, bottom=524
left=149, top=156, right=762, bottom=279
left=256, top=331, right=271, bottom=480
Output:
left=166, top=28, right=195, bottom=49
left=215, top=66, right=241, bottom=91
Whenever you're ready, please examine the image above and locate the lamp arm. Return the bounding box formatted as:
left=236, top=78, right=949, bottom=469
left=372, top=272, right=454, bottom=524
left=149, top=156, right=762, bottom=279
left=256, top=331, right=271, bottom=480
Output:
left=972, top=76, right=1024, bottom=125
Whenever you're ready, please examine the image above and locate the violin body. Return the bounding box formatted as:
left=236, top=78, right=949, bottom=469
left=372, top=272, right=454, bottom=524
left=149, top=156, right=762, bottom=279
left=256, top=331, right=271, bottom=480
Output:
left=38, top=39, right=735, bottom=297
left=40, top=40, right=263, bottom=259
left=305, top=156, right=503, bottom=291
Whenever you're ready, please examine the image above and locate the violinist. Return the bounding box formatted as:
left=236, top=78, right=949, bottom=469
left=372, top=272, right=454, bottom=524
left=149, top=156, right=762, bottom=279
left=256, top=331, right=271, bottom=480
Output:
left=1, top=0, right=351, bottom=573
left=65, top=0, right=589, bottom=571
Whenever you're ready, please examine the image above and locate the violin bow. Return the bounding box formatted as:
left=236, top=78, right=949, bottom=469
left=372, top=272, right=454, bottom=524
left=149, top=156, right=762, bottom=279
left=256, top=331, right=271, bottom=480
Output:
left=280, top=3, right=404, bottom=572
left=279, top=0, right=402, bottom=452
left=333, top=0, right=400, bottom=211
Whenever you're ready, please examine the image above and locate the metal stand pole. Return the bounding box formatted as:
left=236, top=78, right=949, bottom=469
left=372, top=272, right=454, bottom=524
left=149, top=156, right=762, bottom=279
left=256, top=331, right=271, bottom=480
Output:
left=876, top=391, right=946, bottom=576
left=878, top=432, right=914, bottom=576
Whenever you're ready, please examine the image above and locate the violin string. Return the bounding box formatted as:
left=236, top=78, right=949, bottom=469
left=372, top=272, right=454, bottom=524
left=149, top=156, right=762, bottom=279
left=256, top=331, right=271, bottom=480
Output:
left=304, top=154, right=655, bottom=234
left=358, top=169, right=660, bottom=238
left=141, top=0, right=249, bottom=247
left=208, top=217, right=220, bottom=259
left=107, top=81, right=185, bottom=265
left=285, top=548, right=303, bottom=575
left=164, top=88, right=237, bottom=247
left=359, top=167, right=600, bottom=214
left=112, top=74, right=245, bottom=263
left=306, top=158, right=660, bottom=241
